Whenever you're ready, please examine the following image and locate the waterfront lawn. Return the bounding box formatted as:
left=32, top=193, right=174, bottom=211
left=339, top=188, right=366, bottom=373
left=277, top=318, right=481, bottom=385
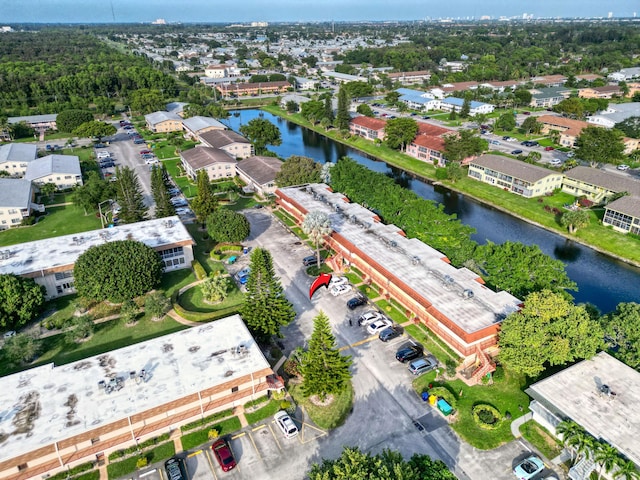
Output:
left=0, top=204, right=101, bottom=247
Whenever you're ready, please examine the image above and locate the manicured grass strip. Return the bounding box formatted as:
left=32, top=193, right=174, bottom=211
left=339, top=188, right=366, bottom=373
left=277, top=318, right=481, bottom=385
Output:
left=74, top=472, right=100, bottom=480
left=289, top=382, right=353, bottom=430
left=404, top=323, right=461, bottom=364
left=374, top=299, right=408, bottom=324
left=519, top=419, right=563, bottom=460
left=244, top=399, right=281, bottom=425
left=181, top=408, right=235, bottom=432
left=180, top=417, right=242, bottom=451
left=163, top=158, right=197, bottom=195
left=106, top=442, right=175, bottom=480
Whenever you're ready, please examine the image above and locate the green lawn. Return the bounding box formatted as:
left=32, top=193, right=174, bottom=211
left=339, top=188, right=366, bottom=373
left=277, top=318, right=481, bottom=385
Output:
left=288, top=382, right=353, bottom=430
left=0, top=315, right=188, bottom=377
left=519, top=419, right=563, bottom=460
left=404, top=324, right=462, bottom=364
left=180, top=417, right=242, bottom=450
left=244, top=399, right=281, bottom=425
left=178, top=284, right=245, bottom=313
left=106, top=442, right=175, bottom=480
left=412, top=367, right=530, bottom=449
left=0, top=204, right=102, bottom=247
left=160, top=269, right=197, bottom=298
left=163, top=158, right=196, bottom=195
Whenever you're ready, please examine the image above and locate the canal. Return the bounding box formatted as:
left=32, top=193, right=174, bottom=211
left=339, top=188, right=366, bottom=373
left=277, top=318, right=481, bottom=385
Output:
left=224, top=109, right=639, bottom=313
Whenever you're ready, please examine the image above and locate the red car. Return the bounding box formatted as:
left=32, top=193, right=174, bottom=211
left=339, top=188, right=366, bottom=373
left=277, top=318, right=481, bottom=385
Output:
left=544, top=146, right=554, bottom=151
left=211, top=438, right=236, bottom=472
left=140, top=149, right=151, bottom=155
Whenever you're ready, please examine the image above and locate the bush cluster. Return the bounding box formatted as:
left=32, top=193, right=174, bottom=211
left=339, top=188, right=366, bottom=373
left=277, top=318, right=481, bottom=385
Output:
left=192, top=260, right=207, bottom=280
left=472, top=404, right=503, bottom=430
left=48, top=461, right=94, bottom=480
left=426, top=386, right=457, bottom=410
left=180, top=409, right=234, bottom=432
left=107, top=432, right=170, bottom=460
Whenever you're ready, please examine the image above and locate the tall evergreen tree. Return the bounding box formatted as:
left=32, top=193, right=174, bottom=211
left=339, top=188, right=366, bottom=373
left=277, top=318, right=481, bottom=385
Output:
left=114, top=166, right=147, bottom=224
left=190, top=170, right=218, bottom=227
left=300, top=311, right=352, bottom=401
left=460, top=96, right=471, bottom=118
left=323, top=96, right=334, bottom=122
left=151, top=165, right=175, bottom=218
left=240, top=248, right=295, bottom=341
left=335, top=86, right=351, bottom=131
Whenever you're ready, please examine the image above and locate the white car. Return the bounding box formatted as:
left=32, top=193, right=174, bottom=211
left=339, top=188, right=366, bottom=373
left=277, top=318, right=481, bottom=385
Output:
left=3, top=331, right=16, bottom=339
left=366, top=318, right=393, bottom=335
left=330, top=284, right=352, bottom=296
left=329, top=276, right=348, bottom=288
left=617, top=164, right=630, bottom=171
left=96, top=151, right=111, bottom=159
left=358, top=311, right=384, bottom=326
left=145, top=157, right=159, bottom=165
left=274, top=411, right=298, bottom=438
left=175, top=207, right=192, bottom=216
left=549, top=159, right=562, bottom=167
left=566, top=151, right=575, bottom=158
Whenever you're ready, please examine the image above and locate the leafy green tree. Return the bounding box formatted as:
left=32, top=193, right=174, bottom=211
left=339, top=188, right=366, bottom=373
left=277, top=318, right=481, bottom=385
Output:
left=300, top=311, right=352, bottom=401
left=145, top=291, right=171, bottom=321
left=384, top=117, right=418, bottom=151
left=119, top=299, right=139, bottom=325
left=592, top=441, right=621, bottom=480
left=3, top=333, right=40, bottom=366
left=385, top=91, right=400, bottom=104
left=343, top=81, right=373, bottom=98
left=10, top=121, right=34, bottom=139
left=514, top=89, right=532, bottom=106
left=300, top=100, right=325, bottom=125
left=356, top=103, right=374, bottom=117
left=201, top=272, right=229, bottom=304
left=240, top=248, right=295, bottom=341
left=499, top=290, right=604, bottom=377
left=525, top=151, right=542, bottom=164
left=556, top=420, right=584, bottom=464
left=614, top=117, right=640, bottom=139
left=285, top=100, right=298, bottom=113
left=459, top=96, right=471, bottom=118
left=554, top=97, right=585, bottom=118
left=66, top=315, right=95, bottom=343
left=446, top=161, right=463, bottom=182
left=129, top=88, right=166, bottom=114
left=239, top=118, right=282, bottom=155
left=206, top=208, right=250, bottom=243
left=56, top=109, right=94, bottom=133
left=190, top=170, right=218, bottom=227
left=560, top=209, right=590, bottom=234
left=71, top=171, right=115, bottom=215
left=335, top=86, right=351, bottom=131
left=474, top=241, right=576, bottom=298
left=114, top=166, right=148, bottom=224
left=324, top=96, right=334, bottom=122
left=602, top=302, right=640, bottom=370
left=0, top=274, right=46, bottom=329
left=495, top=112, right=516, bottom=132
left=576, top=127, right=626, bottom=166
left=40, top=182, right=57, bottom=201
left=521, top=116, right=542, bottom=135
left=614, top=459, right=640, bottom=480
left=301, top=210, right=332, bottom=267
left=443, top=129, right=488, bottom=162
left=275, top=155, right=321, bottom=187
left=307, top=447, right=456, bottom=480
left=150, top=165, right=175, bottom=218
left=72, top=121, right=116, bottom=143
left=74, top=240, right=164, bottom=303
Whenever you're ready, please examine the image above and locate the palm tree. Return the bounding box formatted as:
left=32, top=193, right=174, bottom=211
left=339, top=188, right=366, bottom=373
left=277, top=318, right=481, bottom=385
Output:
left=301, top=210, right=332, bottom=267
left=593, top=441, right=621, bottom=480
left=556, top=420, right=584, bottom=464
left=614, top=459, right=640, bottom=480
left=201, top=272, right=229, bottom=304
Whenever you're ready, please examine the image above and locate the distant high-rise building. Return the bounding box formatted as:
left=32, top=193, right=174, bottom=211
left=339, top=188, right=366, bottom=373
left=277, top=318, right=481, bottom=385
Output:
left=250, top=21, right=268, bottom=27
left=608, top=12, right=613, bottom=18
left=152, top=18, right=166, bottom=24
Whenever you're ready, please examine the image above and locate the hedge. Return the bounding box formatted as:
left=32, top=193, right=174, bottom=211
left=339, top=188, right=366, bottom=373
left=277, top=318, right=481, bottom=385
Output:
left=48, top=461, right=95, bottom=480
left=180, top=408, right=235, bottom=432
left=472, top=404, right=503, bottom=430
left=425, top=386, right=457, bottom=410
left=172, top=302, right=240, bottom=323
left=243, top=395, right=270, bottom=410
left=210, top=251, right=224, bottom=261
left=180, top=417, right=241, bottom=451
left=75, top=472, right=100, bottom=480
left=192, top=260, right=207, bottom=280
left=108, top=432, right=171, bottom=461
left=215, top=243, right=243, bottom=252
left=106, top=442, right=175, bottom=480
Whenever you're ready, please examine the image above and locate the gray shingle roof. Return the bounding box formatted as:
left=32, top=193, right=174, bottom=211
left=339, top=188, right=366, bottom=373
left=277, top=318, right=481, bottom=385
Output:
left=604, top=195, right=640, bottom=219
left=144, top=111, right=182, bottom=126
left=0, top=178, right=32, bottom=208
left=236, top=156, right=282, bottom=186
left=181, top=146, right=236, bottom=170
left=0, top=143, right=38, bottom=163
left=471, top=154, right=559, bottom=184
left=564, top=166, right=640, bottom=197
left=199, top=130, right=250, bottom=148
left=24, top=154, right=81, bottom=181
left=8, top=114, right=57, bottom=124
left=182, top=116, right=226, bottom=133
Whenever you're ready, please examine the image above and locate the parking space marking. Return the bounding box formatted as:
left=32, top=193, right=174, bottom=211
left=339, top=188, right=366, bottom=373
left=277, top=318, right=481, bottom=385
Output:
left=188, top=449, right=203, bottom=457
left=339, top=335, right=377, bottom=351
left=299, top=420, right=327, bottom=444
left=247, top=430, right=261, bottom=459
left=204, top=447, right=219, bottom=480
left=266, top=422, right=282, bottom=451
left=252, top=424, right=266, bottom=432
left=232, top=432, right=246, bottom=440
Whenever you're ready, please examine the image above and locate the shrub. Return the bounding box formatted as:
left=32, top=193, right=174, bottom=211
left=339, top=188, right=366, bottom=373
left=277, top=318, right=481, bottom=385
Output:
left=210, top=251, right=223, bottom=261
left=136, top=457, right=148, bottom=469
left=445, top=359, right=457, bottom=377
left=180, top=409, right=234, bottom=432
left=192, top=260, right=207, bottom=280
left=207, top=428, right=219, bottom=440
left=472, top=404, right=503, bottom=430
left=280, top=400, right=291, bottom=410
left=426, top=386, right=457, bottom=409
left=48, top=461, right=95, bottom=480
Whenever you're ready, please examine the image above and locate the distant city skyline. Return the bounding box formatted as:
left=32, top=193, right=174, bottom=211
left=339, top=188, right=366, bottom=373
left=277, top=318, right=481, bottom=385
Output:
left=2, top=0, right=638, bottom=23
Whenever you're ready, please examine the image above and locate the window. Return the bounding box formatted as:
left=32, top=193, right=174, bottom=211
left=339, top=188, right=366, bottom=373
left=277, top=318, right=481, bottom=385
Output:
left=231, top=386, right=239, bottom=393
left=91, top=437, right=100, bottom=444
left=55, top=271, right=73, bottom=281
left=18, top=463, right=27, bottom=471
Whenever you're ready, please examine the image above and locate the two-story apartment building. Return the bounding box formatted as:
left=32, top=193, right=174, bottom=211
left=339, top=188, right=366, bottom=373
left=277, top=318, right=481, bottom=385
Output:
left=182, top=116, right=227, bottom=140
left=199, top=130, right=253, bottom=159
left=602, top=196, right=640, bottom=235
left=388, top=70, right=431, bottom=86
left=24, top=154, right=82, bottom=190
left=0, top=143, right=38, bottom=177
left=236, top=156, right=282, bottom=198
left=8, top=114, right=58, bottom=133
left=204, top=64, right=229, bottom=78
left=468, top=155, right=564, bottom=198
left=405, top=123, right=455, bottom=166
left=562, top=166, right=640, bottom=204
left=145, top=111, right=183, bottom=133
left=537, top=115, right=591, bottom=148
left=578, top=85, right=622, bottom=99
left=180, top=146, right=237, bottom=181
left=529, top=87, right=572, bottom=108
left=0, top=179, right=34, bottom=230
left=217, top=81, right=290, bottom=97
left=439, top=97, right=495, bottom=115
left=349, top=116, right=386, bottom=140
left=0, top=314, right=282, bottom=480
left=396, top=88, right=440, bottom=111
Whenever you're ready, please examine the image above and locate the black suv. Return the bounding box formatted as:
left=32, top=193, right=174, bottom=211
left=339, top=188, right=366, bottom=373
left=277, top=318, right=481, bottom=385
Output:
left=395, top=344, right=424, bottom=363
left=347, top=294, right=367, bottom=310
left=379, top=325, right=403, bottom=342
left=302, top=255, right=318, bottom=266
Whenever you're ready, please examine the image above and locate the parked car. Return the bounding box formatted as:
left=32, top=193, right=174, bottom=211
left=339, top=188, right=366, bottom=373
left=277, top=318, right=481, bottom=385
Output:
left=566, top=151, right=575, bottom=158
left=99, top=161, right=115, bottom=168
left=329, top=276, right=348, bottom=288
left=366, top=318, right=393, bottom=335
left=511, top=149, right=524, bottom=155
left=618, top=164, right=630, bottom=171
left=544, top=146, right=554, bottom=151
left=164, top=457, right=187, bottom=480
left=133, top=138, right=146, bottom=144
left=347, top=294, right=367, bottom=310
left=422, top=115, right=431, bottom=119
left=358, top=311, right=384, bottom=326
left=523, top=111, right=531, bottom=115
left=3, top=330, right=16, bottom=339
left=96, top=151, right=110, bottom=158
left=145, top=158, right=159, bottom=165
left=94, top=143, right=106, bottom=148
left=379, top=325, right=403, bottom=342
left=407, top=356, right=438, bottom=375
left=274, top=411, right=299, bottom=438
left=175, top=207, right=192, bottom=216
left=171, top=199, right=188, bottom=207
left=330, top=284, right=352, bottom=296
left=549, top=159, right=562, bottom=167
left=395, top=344, right=423, bottom=363
left=140, top=149, right=151, bottom=155
left=302, top=255, right=318, bottom=266
left=211, top=438, right=236, bottom=472
left=489, top=140, right=500, bottom=145
left=513, top=455, right=545, bottom=480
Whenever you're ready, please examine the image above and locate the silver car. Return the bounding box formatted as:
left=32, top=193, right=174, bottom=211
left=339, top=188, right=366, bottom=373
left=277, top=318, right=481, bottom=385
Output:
left=274, top=410, right=298, bottom=439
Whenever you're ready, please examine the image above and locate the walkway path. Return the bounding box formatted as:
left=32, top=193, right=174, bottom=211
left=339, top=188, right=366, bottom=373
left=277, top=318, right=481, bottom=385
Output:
left=510, top=411, right=532, bottom=438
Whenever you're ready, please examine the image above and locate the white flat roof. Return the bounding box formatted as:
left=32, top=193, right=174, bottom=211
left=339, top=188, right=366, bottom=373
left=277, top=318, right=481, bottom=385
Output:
left=0, top=216, right=193, bottom=277
left=0, top=314, right=270, bottom=462
left=528, top=352, right=640, bottom=466
left=280, top=185, right=522, bottom=334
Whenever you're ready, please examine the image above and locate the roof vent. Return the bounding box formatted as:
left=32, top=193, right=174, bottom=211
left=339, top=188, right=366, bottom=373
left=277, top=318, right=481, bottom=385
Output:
left=163, top=219, right=174, bottom=228
left=462, top=289, right=474, bottom=299
left=411, top=256, right=420, bottom=265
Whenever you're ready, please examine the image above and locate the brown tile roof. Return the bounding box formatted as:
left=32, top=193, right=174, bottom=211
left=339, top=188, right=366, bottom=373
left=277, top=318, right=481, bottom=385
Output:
left=564, top=166, right=640, bottom=197
left=220, top=81, right=290, bottom=92
left=605, top=195, right=640, bottom=219
left=181, top=146, right=236, bottom=170
left=586, top=85, right=621, bottom=94
left=411, top=135, right=446, bottom=151
left=471, top=154, right=560, bottom=184
left=484, top=80, right=521, bottom=88
left=538, top=115, right=591, bottom=131
left=237, top=155, right=282, bottom=185
left=418, top=123, right=453, bottom=137
left=576, top=74, right=603, bottom=81
left=388, top=70, right=430, bottom=78
left=442, top=81, right=479, bottom=92
left=351, top=116, right=387, bottom=131
left=199, top=130, right=250, bottom=148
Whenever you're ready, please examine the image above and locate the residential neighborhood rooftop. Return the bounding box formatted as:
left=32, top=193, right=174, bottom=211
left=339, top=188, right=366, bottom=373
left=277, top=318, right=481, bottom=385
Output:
left=237, top=156, right=282, bottom=185
left=0, top=314, right=270, bottom=463
left=182, top=115, right=227, bottom=132
left=144, top=111, right=182, bottom=126
left=564, top=166, right=640, bottom=198
left=181, top=146, right=236, bottom=169
left=7, top=114, right=57, bottom=124
left=0, top=178, right=32, bottom=208
left=24, top=154, right=81, bottom=181
left=471, top=154, right=560, bottom=184
left=0, top=216, right=194, bottom=277
left=199, top=129, right=250, bottom=148
left=0, top=143, right=38, bottom=163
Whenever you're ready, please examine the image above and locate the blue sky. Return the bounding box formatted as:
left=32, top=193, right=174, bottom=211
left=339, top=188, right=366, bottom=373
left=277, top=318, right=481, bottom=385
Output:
left=3, top=0, right=638, bottom=23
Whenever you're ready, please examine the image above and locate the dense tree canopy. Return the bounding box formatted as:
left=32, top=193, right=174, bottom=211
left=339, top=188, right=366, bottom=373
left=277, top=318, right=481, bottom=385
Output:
left=73, top=121, right=116, bottom=142
left=0, top=274, right=46, bottom=329
left=602, top=302, right=640, bottom=370
left=239, top=118, right=282, bottom=154
left=307, top=447, right=456, bottom=480
left=275, top=155, right=322, bottom=187
left=206, top=208, right=250, bottom=244
left=575, top=127, right=626, bottom=165
left=499, top=290, right=604, bottom=377
left=495, top=112, right=516, bottom=131
left=342, top=81, right=374, bottom=98
left=615, top=116, right=640, bottom=139
left=384, top=118, right=419, bottom=150
left=443, top=129, right=488, bottom=161
left=71, top=170, right=116, bottom=215
left=74, top=240, right=164, bottom=303
left=56, top=109, right=94, bottom=133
